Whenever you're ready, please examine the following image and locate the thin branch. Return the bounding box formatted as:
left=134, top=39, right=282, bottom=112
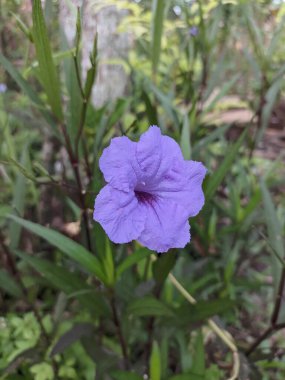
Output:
left=271, top=268, right=285, bottom=326
left=109, top=294, right=130, bottom=369
left=246, top=266, right=285, bottom=357
left=59, top=122, right=93, bottom=253
left=245, top=327, right=273, bottom=357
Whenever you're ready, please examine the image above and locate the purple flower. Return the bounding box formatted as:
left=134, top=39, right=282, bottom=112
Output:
left=0, top=83, right=7, bottom=93
left=189, top=26, right=198, bottom=37
left=93, top=126, right=206, bottom=253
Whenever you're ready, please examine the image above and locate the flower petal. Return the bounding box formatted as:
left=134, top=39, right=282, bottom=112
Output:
left=94, top=185, right=145, bottom=244
left=137, top=198, right=190, bottom=253
left=136, top=126, right=162, bottom=179
left=135, top=126, right=185, bottom=191
left=149, top=160, right=207, bottom=217
left=99, top=136, right=140, bottom=192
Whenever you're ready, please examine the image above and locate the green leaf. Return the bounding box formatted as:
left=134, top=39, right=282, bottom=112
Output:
left=151, top=0, right=166, bottom=75
left=243, top=4, right=267, bottom=70
left=30, top=362, right=54, bottom=380
left=153, top=253, right=176, bottom=285
left=141, top=89, right=158, bottom=126
left=8, top=215, right=107, bottom=284
left=107, top=98, right=130, bottom=130
left=192, top=125, right=231, bottom=157
left=0, top=53, right=56, bottom=129
left=127, top=296, right=174, bottom=318
left=15, top=250, right=88, bottom=294
left=50, top=323, right=95, bottom=356
left=241, top=187, right=262, bottom=221
left=117, top=248, right=151, bottom=278
left=15, top=250, right=108, bottom=316
left=205, top=128, right=248, bottom=201
left=0, top=269, right=23, bottom=298
left=84, top=34, right=98, bottom=100
left=32, top=0, right=63, bottom=120
left=180, top=114, right=191, bottom=160
left=60, top=29, right=81, bottom=144
left=11, top=11, right=33, bottom=42
left=256, top=80, right=282, bottom=145
left=170, top=298, right=235, bottom=326
left=203, top=74, right=240, bottom=114
left=150, top=341, right=161, bottom=380
left=102, top=238, right=115, bottom=287
left=191, top=331, right=206, bottom=377
left=8, top=146, right=29, bottom=249
left=148, top=81, right=180, bottom=130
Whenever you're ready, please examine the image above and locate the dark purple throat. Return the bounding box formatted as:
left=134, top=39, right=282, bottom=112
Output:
left=135, top=191, right=156, bottom=205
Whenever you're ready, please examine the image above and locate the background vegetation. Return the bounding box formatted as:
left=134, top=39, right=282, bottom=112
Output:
left=0, top=0, right=285, bottom=379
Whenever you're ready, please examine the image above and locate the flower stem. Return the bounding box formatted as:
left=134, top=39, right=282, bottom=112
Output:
left=167, top=272, right=240, bottom=380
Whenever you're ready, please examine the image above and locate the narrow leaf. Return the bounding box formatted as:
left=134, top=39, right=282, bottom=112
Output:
left=127, top=296, right=174, bottom=318
left=180, top=114, right=191, bottom=160
left=150, top=341, right=161, bottom=380
left=205, top=128, right=248, bottom=201
left=0, top=269, right=23, bottom=298
left=102, top=238, right=115, bottom=287
left=191, top=331, right=206, bottom=376
left=151, top=0, right=166, bottom=75
left=9, top=146, right=29, bottom=249
left=8, top=215, right=106, bottom=283
left=153, top=252, right=176, bottom=285
left=117, top=248, right=150, bottom=278
left=32, top=0, right=63, bottom=120
left=50, top=323, right=95, bottom=356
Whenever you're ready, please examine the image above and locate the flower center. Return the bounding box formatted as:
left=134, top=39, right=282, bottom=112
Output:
left=135, top=190, right=155, bottom=205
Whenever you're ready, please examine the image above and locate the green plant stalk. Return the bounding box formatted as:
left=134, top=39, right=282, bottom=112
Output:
left=167, top=272, right=240, bottom=380
left=58, top=122, right=93, bottom=253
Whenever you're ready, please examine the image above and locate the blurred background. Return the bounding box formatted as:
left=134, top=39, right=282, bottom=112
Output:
left=0, top=0, right=285, bottom=379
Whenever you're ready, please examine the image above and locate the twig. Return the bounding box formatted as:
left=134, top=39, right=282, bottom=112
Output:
left=109, top=293, right=130, bottom=369
left=58, top=122, right=93, bottom=253
left=246, top=266, right=285, bottom=356
left=271, top=268, right=285, bottom=325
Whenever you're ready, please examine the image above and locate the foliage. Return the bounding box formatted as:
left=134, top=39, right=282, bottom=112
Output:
left=0, top=0, right=285, bottom=379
